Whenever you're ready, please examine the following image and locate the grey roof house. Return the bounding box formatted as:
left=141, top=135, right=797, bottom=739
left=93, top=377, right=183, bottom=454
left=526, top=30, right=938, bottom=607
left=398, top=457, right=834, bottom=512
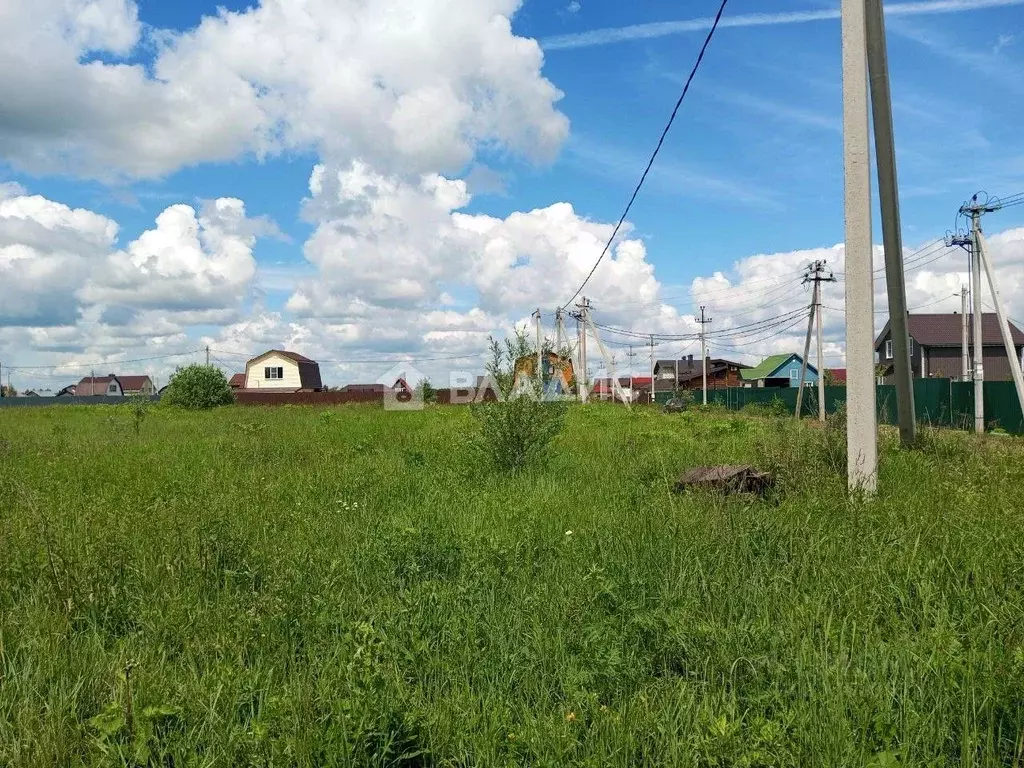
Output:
left=875, top=313, right=1024, bottom=381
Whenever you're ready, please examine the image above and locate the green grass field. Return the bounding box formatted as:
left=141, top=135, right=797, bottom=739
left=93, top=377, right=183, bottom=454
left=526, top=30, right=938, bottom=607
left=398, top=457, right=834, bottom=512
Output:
left=2, top=403, right=1023, bottom=766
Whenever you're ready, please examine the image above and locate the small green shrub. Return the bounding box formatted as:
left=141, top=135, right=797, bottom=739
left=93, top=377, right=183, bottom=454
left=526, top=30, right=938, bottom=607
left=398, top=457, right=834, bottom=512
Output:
left=126, top=393, right=149, bottom=435
left=469, top=390, right=568, bottom=472
left=161, top=365, right=233, bottom=410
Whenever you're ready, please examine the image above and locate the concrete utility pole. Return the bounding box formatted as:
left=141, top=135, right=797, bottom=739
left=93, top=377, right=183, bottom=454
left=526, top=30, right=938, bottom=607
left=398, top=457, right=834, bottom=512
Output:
left=575, top=298, right=592, bottom=403
left=970, top=211, right=986, bottom=434
left=695, top=306, right=712, bottom=405
left=797, top=260, right=838, bottom=420
left=532, top=308, right=542, bottom=385
left=950, top=207, right=985, bottom=433
left=961, top=286, right=969, bottom=381
left=866, top=0, right=915, bottom=447
left=795, top=285, right=817, bottom=419
left=626, top=346, right=637, bottom=399
left=573, top=312, right=584, bottom=402
left=649, top=335, right=656, bottom=405
left=815, top=283, right=828, bottom=421
left=977, top=228, right=1024, bottom=417
left=841, top=0, right=878, bottom=493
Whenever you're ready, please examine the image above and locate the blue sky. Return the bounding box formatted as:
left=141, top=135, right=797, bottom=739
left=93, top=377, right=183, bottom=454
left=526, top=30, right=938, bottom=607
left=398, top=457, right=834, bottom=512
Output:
left=2, top=0, right=1024, bottom=386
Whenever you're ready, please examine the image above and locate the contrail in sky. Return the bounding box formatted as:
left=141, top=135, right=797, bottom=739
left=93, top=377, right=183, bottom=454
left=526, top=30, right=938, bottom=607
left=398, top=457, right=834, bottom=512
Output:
left=542, top=0, right=1024, bottom=50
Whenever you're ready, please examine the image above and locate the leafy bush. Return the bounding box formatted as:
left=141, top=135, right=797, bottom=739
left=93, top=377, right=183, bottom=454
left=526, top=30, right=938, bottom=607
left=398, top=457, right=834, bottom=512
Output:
left=418, top=378, right=436, bottom=404
left=469, top=388, right=568, bottom=472
left=161, top=365, right=233, bottom=410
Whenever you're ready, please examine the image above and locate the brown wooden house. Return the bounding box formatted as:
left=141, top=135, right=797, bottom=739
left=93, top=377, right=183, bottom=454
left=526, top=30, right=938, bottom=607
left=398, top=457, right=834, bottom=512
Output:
left=652, top=356, right=748, bottom=392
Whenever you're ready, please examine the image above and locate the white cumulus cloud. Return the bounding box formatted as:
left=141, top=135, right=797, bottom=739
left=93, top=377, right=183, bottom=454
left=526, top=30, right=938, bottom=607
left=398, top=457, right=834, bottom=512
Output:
left=0, top=0, right=568, bottom=179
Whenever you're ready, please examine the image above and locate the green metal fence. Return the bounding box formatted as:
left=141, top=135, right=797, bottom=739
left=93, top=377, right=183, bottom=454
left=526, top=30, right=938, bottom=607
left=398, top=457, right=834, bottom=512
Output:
left=661, top=379, right=1024, bottom=435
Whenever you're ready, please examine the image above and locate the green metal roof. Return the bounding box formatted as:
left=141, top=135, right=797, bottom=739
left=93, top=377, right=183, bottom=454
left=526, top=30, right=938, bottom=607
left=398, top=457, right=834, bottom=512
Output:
left=740, top=354, right=795, bottom=381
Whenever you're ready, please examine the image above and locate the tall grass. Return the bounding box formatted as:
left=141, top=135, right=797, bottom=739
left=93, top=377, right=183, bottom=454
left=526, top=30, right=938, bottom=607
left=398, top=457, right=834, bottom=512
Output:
left=1, top=404, right=1023, bottom=766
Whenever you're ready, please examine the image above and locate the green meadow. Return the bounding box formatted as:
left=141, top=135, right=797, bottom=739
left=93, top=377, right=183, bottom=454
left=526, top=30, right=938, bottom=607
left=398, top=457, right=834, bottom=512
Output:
left=2, top=403, right=1023, bottom=766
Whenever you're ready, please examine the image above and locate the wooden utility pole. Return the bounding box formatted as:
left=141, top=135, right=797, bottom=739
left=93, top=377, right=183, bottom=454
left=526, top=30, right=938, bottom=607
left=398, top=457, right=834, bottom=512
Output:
left=205, top=345, right=211, bottom=367
left=695, top=306, right=712, bottom=405
left=841, top=0, right=878, bottom=493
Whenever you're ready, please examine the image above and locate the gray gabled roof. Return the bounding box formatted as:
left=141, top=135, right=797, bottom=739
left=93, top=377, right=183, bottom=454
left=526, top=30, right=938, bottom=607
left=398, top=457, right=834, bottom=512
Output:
left=875, top=313, right=1024, bottom=349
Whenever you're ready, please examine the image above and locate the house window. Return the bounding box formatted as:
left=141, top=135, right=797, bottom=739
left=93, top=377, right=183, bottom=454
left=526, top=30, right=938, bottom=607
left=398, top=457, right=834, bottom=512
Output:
left=265, top=366, right=284, bottom=379
left=884, top=338, right=914, bottom=360
left=789, top=368, right=799, bottom=382
left=108, top=384, right=117, bottom=393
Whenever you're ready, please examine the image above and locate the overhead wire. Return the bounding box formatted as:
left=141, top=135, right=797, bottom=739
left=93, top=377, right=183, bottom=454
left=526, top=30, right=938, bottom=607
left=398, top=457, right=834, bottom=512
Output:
left=592, top=306, right=808, bottom=342
left=6, top=349, right=203, bottom=372
left=593, top=269, right=803, bottom=311
left=210, top=348, right=485, bottom=366
left=559, top=0, right=731, bottom=310
left=824, top=292, right=960, bottom=315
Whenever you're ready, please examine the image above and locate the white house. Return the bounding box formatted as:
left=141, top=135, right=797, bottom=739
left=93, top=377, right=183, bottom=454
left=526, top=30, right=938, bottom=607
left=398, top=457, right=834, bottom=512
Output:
left=243, top=350, right=323, bottom=391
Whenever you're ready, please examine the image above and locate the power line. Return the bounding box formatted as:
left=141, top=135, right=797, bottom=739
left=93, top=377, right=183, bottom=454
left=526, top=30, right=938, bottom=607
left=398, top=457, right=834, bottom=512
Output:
left=559, top=0, right=731, bottom=310
left=594, top=270, right=803, bottom=311
left=708, top=313, right=809, bottom=350
left=210, top=348, right=485, bottom=365
left=833, top=237, right=947, bottom=279
left=6, top=349, right=203, bottom=372
left=824, top=292, right=960, bottom=315
left=593, top=306, right=808, bottom=342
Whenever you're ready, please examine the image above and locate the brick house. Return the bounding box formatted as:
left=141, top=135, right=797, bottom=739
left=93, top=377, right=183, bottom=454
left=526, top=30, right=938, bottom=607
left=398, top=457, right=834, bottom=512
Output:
left=874, top=313, right=1024, bottom=381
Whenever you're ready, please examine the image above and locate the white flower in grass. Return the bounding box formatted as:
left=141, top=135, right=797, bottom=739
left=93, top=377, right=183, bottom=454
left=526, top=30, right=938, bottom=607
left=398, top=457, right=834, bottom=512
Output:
left=565, top=530, right=573, bottom=536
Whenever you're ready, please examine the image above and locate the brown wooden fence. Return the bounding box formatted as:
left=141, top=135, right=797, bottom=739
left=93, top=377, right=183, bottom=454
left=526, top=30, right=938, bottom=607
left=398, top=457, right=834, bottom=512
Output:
left=233, top=387, right=500, bottom=407
left=233, top=391, right=385, bottom=406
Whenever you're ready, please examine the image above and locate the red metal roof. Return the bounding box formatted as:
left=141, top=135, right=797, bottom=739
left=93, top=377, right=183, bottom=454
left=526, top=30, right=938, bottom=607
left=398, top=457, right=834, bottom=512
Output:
left=75, top=375, right=115, bottom=396
left=827, top=368, right=847, bottom=383
left=247, top=349, right=315, bottom=364
left=228, top=373, right=246, bottom=388
left=118, top=375, right=152, bottom=392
